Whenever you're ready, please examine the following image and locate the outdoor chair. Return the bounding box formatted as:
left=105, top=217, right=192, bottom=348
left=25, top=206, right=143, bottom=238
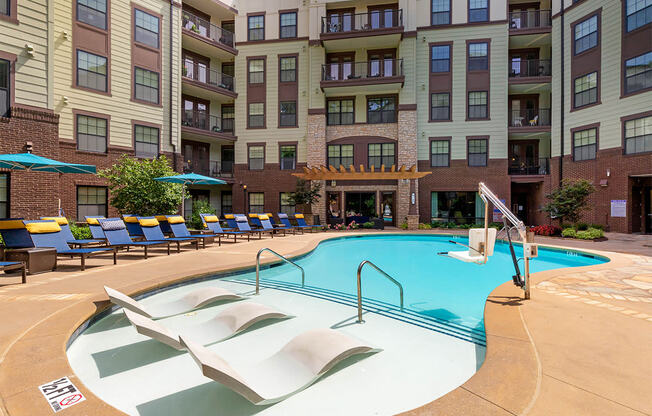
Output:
left=122, top=214, right=144, bottom=237
left=155, top=216, right=173, bottom=235
left=85, top=216, right=107, bottom=240
left=41, top=217, right=104, bottom=247
left=138, top=217, right=199, bottom=252
left=267, top=213, right=296, bottom=234
left=200, top=214, right=249, bottom=242
left=277, top=213, right=304, bottom=233
left=258, top=214, right=286, bottom=236
left=0, top=261, right=27, bottom=284
left=0, top=218, right=34, bottom=248
left=248, top=213, right=264, bottom=229
left=165, top=215, right=218, bottom=248
left=223, top=214, right=238, bottom=230
left=98, top=218, right=171, bottom=259
left=294, top=213, right=322, bottom=232
left=234, top=215, right=273, bottom=239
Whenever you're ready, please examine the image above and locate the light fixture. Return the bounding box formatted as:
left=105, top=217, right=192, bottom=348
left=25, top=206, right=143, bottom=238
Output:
left=25, top=44, right=34, bottom=57
left=63, top=30, right=70, bottom=40
left=62, top=96, right=69, bottom=105
left=606, top=168, right=610, bottom=177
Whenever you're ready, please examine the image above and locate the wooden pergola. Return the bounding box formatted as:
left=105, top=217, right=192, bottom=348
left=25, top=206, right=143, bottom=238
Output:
left=292, top=164, right=431, bottom=180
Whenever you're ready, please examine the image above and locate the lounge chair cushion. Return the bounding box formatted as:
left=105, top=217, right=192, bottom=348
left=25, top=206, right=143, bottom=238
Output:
left=25, top=221, right=61, bottom=234
left=0, top=220, right=27, bottom=230
left=203, top=215, right=218, bottom=223
left=123, top=216, right=139, bottom=223
left=101, top=219, right=126, bottom=231
left=258, top=214, right=269, bottom=220
left=139, top=218, right=159, bottom=227
left=224, top=214, right=235, bottom=219
left=86, top=217, right=101, bottom=225
left=295, top=214, right=304, bottom=219
left=167, top=216, right=185, bottom=224
left=41, top=217, right=69, bottom=225
left=248, top=213, right=258, bottom=218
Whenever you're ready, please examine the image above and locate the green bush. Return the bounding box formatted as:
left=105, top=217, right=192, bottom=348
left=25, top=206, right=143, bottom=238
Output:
left=400, top=221, right=408, bottom=230
left=418, top=223, right=432, bottom=230
left=69, top=221, right=92, bottom=240
left=561, top=228, right=577, bottom=238
left=575, top=222, right=589, bottom=231
left=576, top=227, right=604, bottom=240
left=590, top=223, right=605, bottom=231
left=189, top=199, right=216, bottom=230
left=362, top=221, right=375, bottom=229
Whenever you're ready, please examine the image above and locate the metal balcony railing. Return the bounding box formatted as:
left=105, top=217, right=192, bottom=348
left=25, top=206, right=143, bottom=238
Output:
left=182, top=61, right=235, bottom=92
left=509, top=59, right=552, bottom=77
left=183, top=160, right=233, bottom=178
left=508, top=157, right=550, bottom=175
left=509, top=9, right=552, bottom=29
left=182, top=11, right=235, bottom=48
left=321, top=9, right=403, bottom=34
left=321, top=59, right=403, bottom=81
left=509, top=108, right=551, bottom=127
left=182, top=113, right=224, bottom=132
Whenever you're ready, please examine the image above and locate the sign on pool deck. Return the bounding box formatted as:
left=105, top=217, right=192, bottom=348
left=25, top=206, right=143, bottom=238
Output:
left=38, top=377, right=86, bottom=413
left=610, top=200, right=627, bottom=218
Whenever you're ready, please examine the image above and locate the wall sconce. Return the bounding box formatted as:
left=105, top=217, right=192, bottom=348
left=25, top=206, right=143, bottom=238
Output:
left=25, top=141, right=33, bottom=153
left=302, top=90, right=307, bottom=96
left=422, top=36, right=426, bottom=42
left=606, top=168, right=610, bottom=177
left=25, top=44, right=34, bottom=57
left=331, top=180, right=336, bottom=186
left=301, top=45, right=306, bottom=52
left=62, top=96, right=69, bottom=105
left=62, top=31, right=70, bottom=40
left=421, top=83, right=426, bottom=90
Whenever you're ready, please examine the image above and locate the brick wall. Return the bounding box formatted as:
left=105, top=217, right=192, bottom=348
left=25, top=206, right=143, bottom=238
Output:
left=230, top=163, right=305, bottom=215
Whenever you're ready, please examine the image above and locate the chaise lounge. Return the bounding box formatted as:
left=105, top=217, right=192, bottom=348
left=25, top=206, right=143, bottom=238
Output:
left=41, top=216, right=104, bottom=247
left=200, top=214, right=249, bottom=242
left=98, top=218, right=171, bottom=259
left=165, top=215, right=219, bottom=248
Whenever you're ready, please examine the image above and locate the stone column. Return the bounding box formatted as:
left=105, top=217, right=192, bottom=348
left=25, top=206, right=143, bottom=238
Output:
left=307, top=111, right=327, bottom=221
left=397, top=108, right=418, bottom=228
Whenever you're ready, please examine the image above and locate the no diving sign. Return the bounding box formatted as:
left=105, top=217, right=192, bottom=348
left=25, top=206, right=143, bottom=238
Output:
left=38, top=377, right=86, bottom=413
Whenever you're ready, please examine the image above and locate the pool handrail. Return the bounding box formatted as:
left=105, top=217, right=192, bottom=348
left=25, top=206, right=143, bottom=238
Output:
left=255, top=248, right=305, bottom=295
left=357, top=260, right=404, bottom=323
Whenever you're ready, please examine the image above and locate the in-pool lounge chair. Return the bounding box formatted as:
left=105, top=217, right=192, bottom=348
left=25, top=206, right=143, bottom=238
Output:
left=235, top=215, right=273, bottom=239
left=294, top=213, right=321, bottom=232
left=138, top=217, right=199, bottom=252
left=277, top=213, right=304, bottom=234
left=165, top=215, right=218, bottom=248
left=200, top=214, right=249, bottom=242
left=0, top=261, right=27, bottom=284
left=23, top=220, right=116, bottom=271
left=99, top=218, right=171, bottom=258
left=180, top=328, right=380, bottom=405
left=85, top=216, right=107, bottom=240
left=104, top=285, right=243, bottom=318
left=123, top=302, right=290, bottom=350
left=41, top=216, right=104, bottom=247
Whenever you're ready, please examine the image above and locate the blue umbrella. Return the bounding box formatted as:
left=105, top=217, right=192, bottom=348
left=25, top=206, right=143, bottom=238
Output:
left=154, top=172, right=227, bottom=215
left=0, top=153, right=96, bottom=174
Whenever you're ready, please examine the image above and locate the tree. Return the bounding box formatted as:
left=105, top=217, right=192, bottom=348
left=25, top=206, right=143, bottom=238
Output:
left=286, top=179, right=321, bottom=212
left=543, top=179, right=595, bottom=224
left=189, top=199, right=215, bottom=230
left=98, top=155, right=184, bottom=216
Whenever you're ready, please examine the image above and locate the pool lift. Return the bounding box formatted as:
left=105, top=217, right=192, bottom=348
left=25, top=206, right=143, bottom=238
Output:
left=439, top=182, right=538, bottom=299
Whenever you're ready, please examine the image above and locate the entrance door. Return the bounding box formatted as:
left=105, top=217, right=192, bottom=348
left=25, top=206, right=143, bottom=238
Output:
left=509, top=95, right=538, bottom=126
left=220, top=145, right=234, bottom=176
left=183, top=97, right=209, bottom=130
left=512, top=193, right=529, bottom=224
left=182, top=140, right=210, bottom=175
left=381, top=192, right=394, bottom=226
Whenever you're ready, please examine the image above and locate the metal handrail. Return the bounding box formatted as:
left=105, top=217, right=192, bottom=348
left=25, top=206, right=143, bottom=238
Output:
left=256, top=248, right=305, bottom=295
left=356, top=260, right=403, bottom=323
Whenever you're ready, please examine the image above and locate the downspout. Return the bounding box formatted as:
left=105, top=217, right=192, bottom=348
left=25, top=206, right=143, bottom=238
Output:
left=169, top=0, right=177, bottom=171
left=559, top=6, right=565, bottom=186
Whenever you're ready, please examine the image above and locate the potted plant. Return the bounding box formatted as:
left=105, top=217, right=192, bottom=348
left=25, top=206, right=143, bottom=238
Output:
left=287, top=179, right=321, bottom=225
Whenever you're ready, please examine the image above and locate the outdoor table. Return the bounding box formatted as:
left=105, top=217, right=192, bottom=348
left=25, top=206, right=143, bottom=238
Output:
left=4, top=247, right=57, bottom=275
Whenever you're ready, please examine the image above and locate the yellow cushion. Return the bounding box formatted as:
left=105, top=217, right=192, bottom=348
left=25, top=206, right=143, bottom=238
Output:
left=203, top=215, right=218, bottom=223
left=0, top=220, right=27, bottom=229
left=138, top=218, right=159, bottom=227
left=295, top=213, right=304, bottom=219
left=167, top=215, right=185, bottom=224
left=265, top=213, right=273, bottom=218
left=26, top=221, right=61, bottom=234
left=224, top=214, right=234, bottom=219
left=86, top=217, right=102, bottom=225
left=41, top=217, right=69, bottom=225
left=123, top=216, right=139, bottom=223
left=248, top=213, right=259, bottom=218
left=258, top=214, right=269, bottom=220
left=155, top=215, right=168, bottom=222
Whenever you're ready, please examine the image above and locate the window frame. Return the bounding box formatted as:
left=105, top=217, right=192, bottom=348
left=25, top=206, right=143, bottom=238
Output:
left=468, top=0, right=489, bottom=23
left=625, top=0, right=652, bottom=33
left=76, top=0, right=107, bottom=30
left=366, top=95, right=397, bottom=124
left=571, top=125, right=598, bottom=161
left=279, top=10, right=297, bottom=39
left=76, top=185, right=108, bottom=222
left=279, top=56, right=297, bottom=83
left=430, top=138, right=451, bottom=167
left=367, top=142, right=396, bottom=169
left=467, top=137, right=488, bottom=167
left=279, top=144, right=297, bottom=170
left=247, top=144, right=265, bottom=170
left=247, top=102, right=265, bottom=129
left=248, top=14, right=265, bottom=41
left=76, top=49, right=108, bottom=93
left=430, top=92, right=451, bottom=121
left=0, top=55, right=12, bottom=118
left=573, top=71, right=599, bottom=109
left=467, top=41, right=489, bottom=71
left=133, top=66, right=160, bottom=105
left=133, top=122, right=160, bottom=159
left=430, top=44, right=451, bottom=73
left=573, top=14, right=599, bottom=55
left=248, top=192, right=265, bottom=213
left=431, top=0, right=451, bottom=26
left=279, top=101, right=297, bottom=127
left=326, top=98, right=354, bottom=126
left=467, top=91, right=489, bottom=120
left=279, top=192, right=295, bottom=215
left=622, top=112, right=652, bottom=155
left=248, top=58, right=265, bottom=84
left=75, top=111, right=109, bottom=154
left=327, top=144, right=354, bottom=168
left=624, top=51, right=652, bottom=95
left=134, top=8, right=160, bottom=49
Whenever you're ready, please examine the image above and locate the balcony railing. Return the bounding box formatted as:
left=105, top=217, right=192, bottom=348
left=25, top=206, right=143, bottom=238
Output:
left=321, top=10, right=403, bottom=34
left=182, top=113, right=234, bottom=135
left=509, top=157, right=549, bottom=175
left=182, top=11, right=235, bottom=48
left=510, top=108, right=551, bottom=127
left=182, top=61, right=235, bottom=92
left=321, top=59, right=403, bottom=81
left=509, top=9, right=552, bottom=29
left=509, top=59, right=551, bottom=78
left=183, top=160, right=233, bottom=178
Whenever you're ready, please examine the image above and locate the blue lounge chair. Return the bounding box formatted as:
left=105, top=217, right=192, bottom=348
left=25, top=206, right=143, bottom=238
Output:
left=85, top=216, right=107, bottom=240
left=99, top=218, right=170, bottom=258
left=200, top=214, right=249, bottom=243
left=138, top=217, right=199, bottom=252
left=234, top=215, right=273, bottom=239
left=248, top=213, right=264, bottom=228
left=41, top=217, right=104, bottom=247
left=0, top=218, right=34, bottom=248
left=123, top=214, right=143, bottom=237
left=277, top=213, right=304, bottom=234
left=268, top=213, right=296, bottom=234
left=23, top=220, right=116, bottom=271
left=0, top=261, right=26, bottom=284
left=223, top=214, right=238, bottom=231
left=155, top=215, right=173, bottom=234
left=294, top=213, right=321, bottom=233
left=165, top=215, right=218, bottom=248
left=258, top=214, right=286, bottom=236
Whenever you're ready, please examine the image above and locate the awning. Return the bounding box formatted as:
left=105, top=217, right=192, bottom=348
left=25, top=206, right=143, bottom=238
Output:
left=292, top=165, right=431, bottom=181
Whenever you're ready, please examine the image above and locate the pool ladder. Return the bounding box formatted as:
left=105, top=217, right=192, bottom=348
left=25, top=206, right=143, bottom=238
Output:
left=357, top=260, right=404, bottom=323
left=255, top=248, right=305, bottom=295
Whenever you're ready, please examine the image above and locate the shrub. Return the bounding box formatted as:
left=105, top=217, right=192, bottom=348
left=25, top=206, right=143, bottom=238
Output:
left=543, top=179, right=595, bottom=223
left=69, top=221, right=92, bottom=240
left=329, top=223, right=345, bottom=231
left=576, top=227, right=604, bottom=240
left=362, top=221, right=375, bottom=229
left=575, top=222, right=589, bottom=231
left=561, top=228, right=577, bottom=238
left=347, top=220, right=359, bottom=230
left=489, top=222, right=503, bottom=229
left=418, top=223, right=432, bottom=230
left=530, top=225, right=562, bottom=236
left=189, top=199, right=216, bottom=230
left=590, top=223, right=605, bottom=231
left=400, top=221, right=408, bottom=230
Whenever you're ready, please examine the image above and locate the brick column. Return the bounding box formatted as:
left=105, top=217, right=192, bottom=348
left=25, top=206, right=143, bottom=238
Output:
left=397, top=108, right=418, bottom=227
left=307, top=111, right=327, bottom=221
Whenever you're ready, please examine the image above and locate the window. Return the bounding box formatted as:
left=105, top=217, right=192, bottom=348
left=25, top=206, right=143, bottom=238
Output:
left=280, top=57, right=296, bottom=82
left=77, top=50, right=107, bottom=92
left=249, top=193, right=264, bottom=213
left=468, top=42, right=488, bottom=71
left=248, top=145, right=264, bottom=170
left=368, top=143, right=395, bottom=169
left=367, top=96, right=396, bottom=123
left=431, top=140, right=450, bottom=167
left=574, top=72, right=598, bottom=108
left=280, top=145, right=296, bottom=170
left=573, top=128, right=597, bottom=160
left=248, top=103, right=264, bottom=128
left=0, top=174, right=7, bottom=219
left=625, top=51, right=652, bottom=94
left=431, top=45, right=450, bottom=72
left=327, top=99, right=354, bottom=125
left=135, top=9, right=159, bottom=48
left=77, top=186, right=107, bottom=221
left=431, top=191, right=484, bottom=223
left=76, top=114, right=107, bottom=153
left=0, top=0, right=8, bottom=16
left=0, top=59, right=8, bottom=117
left=134, top=124, right=159, bottom=158
left=280, top=101, right=296, bottom=127
left=468, top=138, right=487, bottom=166
left=221, top=191, right=232, bottom=215
left=431, top=0, right=451, bottom=25
left=469, top=0, right=488, bottom=23
left=222, top=105, right=235, bottom=133
left=134, top=67, right=159, bottom=104
left=327, top=144, right=353, bottom=168
left=626, top=0, right=652, bottom=32
left=280, top=192, right=295, bottom=214
left=468, top=91, right=488, bottom=119
left=248, top=15, right=264, bottom=41
left=430, top=93, right=450, bottom=121
left=248, top=59, right=264, bottom=84
left=77, top=0, right=106, bottom=30
left=574, top=15, right=598, bottom=54
left=280, top=12, right=297, bottom=38
left=624, top=115, right=652, bottom=154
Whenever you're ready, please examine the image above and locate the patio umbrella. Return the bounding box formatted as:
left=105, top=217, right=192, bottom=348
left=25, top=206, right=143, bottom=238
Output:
left=154, top=172, right=227, bottom=215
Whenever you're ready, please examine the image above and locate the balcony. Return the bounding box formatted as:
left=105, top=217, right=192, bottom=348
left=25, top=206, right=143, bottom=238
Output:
left=320, top=60, right=404, bottom=95
left=182, top=11, right=237, bottom=58
left=320, top=10, right=403, bottom=50
left=509, top=10, right=552, bottom=33
left=509, top=157, right=549, bottom=176
left=184, top=160, right=233, bottom=179
left=182, top=62, right=236, bottom=102
left=509, top=59, right=551, bottom=82
left=181, top=113, right=236, bottom=141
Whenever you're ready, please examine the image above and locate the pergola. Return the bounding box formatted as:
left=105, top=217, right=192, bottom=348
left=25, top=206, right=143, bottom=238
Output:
left=292, top=164, right=431, bottom=180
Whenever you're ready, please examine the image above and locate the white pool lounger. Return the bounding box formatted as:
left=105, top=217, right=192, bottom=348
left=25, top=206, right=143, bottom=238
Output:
left=180, top=328, right=381, bottom=405
left=104, top=286, right=242, bottom=319
left=122, top=302, right=291, bottom=350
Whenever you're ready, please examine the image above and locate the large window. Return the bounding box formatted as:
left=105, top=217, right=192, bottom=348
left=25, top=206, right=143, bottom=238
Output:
left=248, top=193, right=264, bottom=213
left=248, top=15, right=264, bottom=41
left=626, top=0, right=652, bottom=32
left=430, top=140, right=450, bottom=167
left=280, top=12, right=297, bottom=38
left=368, top=143, right=395, bottom=169
left=573, top=128, right=597, bottom=161
left=468, top=42, right=488, bottom=71
left=135, top=9, right=159, bottom=48
left=0, top=59, right=8, bottom=117
left=1, top=0, right=9, bottom=16
left=248, top=103, right=264, bottom=128
left=574, top=72, right=598, bottom=108
left=431, top=191, right=484, bottom=224
left=430, top=93, right=450, bottom=121
left=367, top=96, right=396, bottom=123
left=280, top=145, right=296, bottom=170
left=468, top=0, right=488, bottom=23
left=77, top=0, right=106, bottom=29
left=248, top=145, right=264, bottom=170
left=280, top=57, right=296, bottom=82
left=280, top=101, right=297, bottom=127
left=222, top=105, right=234, bottom=133
left=327, top=144, right=353, bottom=168
left=248, top=59, right=264, bottom=84
left=77, top=186, right=107, bottom=221
left=77, top=50, right=107, bottom=92
left=624, top=115, right=652, bottom=154
left=625, top=51, right=652, bottom=94
left=134, top=124, right=159, bottom=158
left=221, top=191, right=232, bottom=215
left=431, top=45, right=450, bottom=72
left=431, top=0, right=451, bottom=25
left=134, top=67, right=159, bottom=104
left=468, top=138, right=487, bottom=166
left=0, top=174, right=8, bottom=219
left=327, top=99, right=354, bottom=125
left=468, top=91, right=488, bottom=119
left=76, top=114, right=107, bottom=153
left=574, top=15, right=598, bottom=54
left=280, top=192, right=295, bottom=214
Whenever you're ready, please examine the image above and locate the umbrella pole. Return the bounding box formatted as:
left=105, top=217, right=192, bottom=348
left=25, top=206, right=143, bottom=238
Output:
left=182, top=185, right=185, bottom=218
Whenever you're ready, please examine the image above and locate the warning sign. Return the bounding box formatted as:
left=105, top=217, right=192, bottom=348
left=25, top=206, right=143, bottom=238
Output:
left=38, top=377, right=86, bottom=413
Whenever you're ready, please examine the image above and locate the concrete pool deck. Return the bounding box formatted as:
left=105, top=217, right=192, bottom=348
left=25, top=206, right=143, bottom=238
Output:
left=0, top=231, right=650, bottom=415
